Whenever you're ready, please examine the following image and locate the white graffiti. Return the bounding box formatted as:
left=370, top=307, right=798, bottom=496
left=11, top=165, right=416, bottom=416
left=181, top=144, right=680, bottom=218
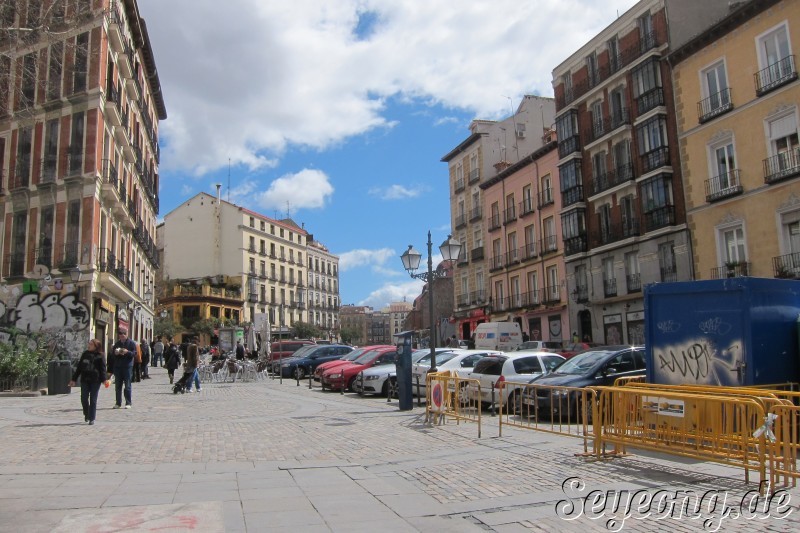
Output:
left=10, top=293, right=90, bottom=333
left=654, top=337, right=744, bottom=386
left=698, top=317, right=732, bottom=336
left=656, top=320, right=680, bottom=334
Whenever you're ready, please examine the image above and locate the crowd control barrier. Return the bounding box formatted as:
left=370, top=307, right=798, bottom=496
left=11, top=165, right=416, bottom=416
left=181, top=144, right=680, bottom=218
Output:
left=425, top=371, right=482, bottom=437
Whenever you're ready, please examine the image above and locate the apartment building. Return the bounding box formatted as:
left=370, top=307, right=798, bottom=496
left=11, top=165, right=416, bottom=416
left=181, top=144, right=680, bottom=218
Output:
left=0, top=0, right=165, bottom=353
left=340, top=304, right=369, bottom=346
left=552, top=0, right=733, bottom=345
left=162, top=192, right=308, bottom=330
left=387, top=300, right=412, bottom=337
left=481, top=138, right=568, bottom=342
left=306, top=234, right=340, bottom=341
left=669, top=0, right=800, bottom=281
left=443, top=95, right=556, bottom=342
left=367, top=310, right=390, bottom=345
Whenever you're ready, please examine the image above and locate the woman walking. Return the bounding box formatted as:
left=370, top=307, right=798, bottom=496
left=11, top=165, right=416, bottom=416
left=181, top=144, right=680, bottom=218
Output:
left=68, top=339, right=108, bottom=425
left=166, top=339, right=181, bottom=384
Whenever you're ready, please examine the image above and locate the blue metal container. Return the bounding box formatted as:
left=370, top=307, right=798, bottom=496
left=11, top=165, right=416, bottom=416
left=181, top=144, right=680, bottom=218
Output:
left=644, top=278, right=800, bottom=386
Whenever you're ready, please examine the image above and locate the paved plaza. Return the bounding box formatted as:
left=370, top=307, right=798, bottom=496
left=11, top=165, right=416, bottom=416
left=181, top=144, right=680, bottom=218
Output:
left=1, top=365, right=798, bottom=532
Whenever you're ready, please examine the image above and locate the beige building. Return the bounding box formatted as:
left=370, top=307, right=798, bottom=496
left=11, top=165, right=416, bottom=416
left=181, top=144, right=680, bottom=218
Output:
left=162, top=192, right=308, bottom=330
left=0, top=0, right=165, bottom=354
left=443, top=95, right=556, bottom=342
left=386, top=300, right=412, bottom=337
left=670, top=0, right=800, bottom=280
left=339, top=304, right=369, bottom=345
left=306, top=234, right=340, bottom=341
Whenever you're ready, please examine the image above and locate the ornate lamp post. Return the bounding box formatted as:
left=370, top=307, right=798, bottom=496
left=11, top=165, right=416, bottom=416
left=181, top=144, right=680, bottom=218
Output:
left=400, top=232, right=461, bottom=372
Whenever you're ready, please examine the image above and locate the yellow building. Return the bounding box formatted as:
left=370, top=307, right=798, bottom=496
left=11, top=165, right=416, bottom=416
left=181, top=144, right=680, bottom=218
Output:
left=670, top=0, right=800, bottom=279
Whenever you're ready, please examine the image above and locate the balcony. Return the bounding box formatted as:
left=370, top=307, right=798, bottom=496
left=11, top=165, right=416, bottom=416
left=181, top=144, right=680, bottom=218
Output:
left=539, top=235, right=558, bottom=256
left=773, top=253, right=800, bottom=279
left=503, top=206, right=516, bottom=225
left=640, top=146, right=670, bottom=174
left=573, top=285, right=588, bottom=303
left=626, top=273, right=641, bottom=293
left=636, top=87, right=664, bottom=116
left=520, top=242, right=537, bottom=261
left=541, top=285, right=561, bottom=305
left=39, top=155, right=58, bottom=185
left=711, top=262, right=750, bottom=279
left=763, top=149, right=800, bottom=184
left=586, top=109, right=630, bottom=143
left=455, top=213, right=467, bottom=229
left=470, top=290, right=487, bottom=305
left=488, top=214, right=501, bottom=232
left=97, top=248, right=133, bottom=290
left=698, top=88, right=733, bottom=123
left=489, top=254, right=505, bottom=272
left=456, top=293, right=470, bottom=307
left=558, top=135, right=581, bottom=159
left=561, top=185, right=584, bottom=208
left=104, top=83, right=122, bottom=126
left=469, top=205, right=483, bottom=222
left=538, top=188, right=554, bottom=208
left=754, top=55, right=797, bottom=96
left=564, top=234, right=587, bottom=256
left=591, top=163, right=634, bottom=196
left=505, top=248, right=519, bottom=266
left=661, top=266, right=677, bottom=283
left=603, top=278, right=617, bottom=298
left=468, top=168, right=480, bottom=184
left=519, top=197, right=534, bottom=217
left=8, top=167, right=30, bottom=191
left=3, top=252, right=26, bottom=278
left=470, top=246, right=484, bottom=262
left=643, top=205, right=675, bottom=232
left=705, top=169, right=743, bottom=203
left=454, top=177, right=465, bottom=192
left=54, top=241, right=80, bottom=270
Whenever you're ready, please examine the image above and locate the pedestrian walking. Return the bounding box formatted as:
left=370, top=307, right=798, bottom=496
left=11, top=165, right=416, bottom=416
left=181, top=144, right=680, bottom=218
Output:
left=111, top=328, right=136, bottom=409
left=68, top=338, right=108, bottom=425
left=132, top=340, right=143, bottom=383
left=152, top=337, right=164, bottom=367
left=235, top=340, right=245, bottom=361
left=140, top=338, right=151, bottom=379
left=166, top=339, right=181, bottom=384
left=184, top=343, right=202, bottom=393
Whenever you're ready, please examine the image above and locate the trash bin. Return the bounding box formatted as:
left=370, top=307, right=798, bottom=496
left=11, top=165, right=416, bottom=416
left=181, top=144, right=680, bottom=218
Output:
left=47, top=360, right=72, bottom=395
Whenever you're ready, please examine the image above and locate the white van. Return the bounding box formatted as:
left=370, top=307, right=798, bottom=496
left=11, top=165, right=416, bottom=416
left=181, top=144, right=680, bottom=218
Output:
left=473, top=322, right=522, bottom=351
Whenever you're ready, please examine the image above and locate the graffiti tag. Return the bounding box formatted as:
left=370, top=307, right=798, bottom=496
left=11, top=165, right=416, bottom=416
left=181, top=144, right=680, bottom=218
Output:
left=698, top=317, right=732, bottom=336
left=657, top=343, right=710, bottom=380
left=656, top=320, right=680, bottom=334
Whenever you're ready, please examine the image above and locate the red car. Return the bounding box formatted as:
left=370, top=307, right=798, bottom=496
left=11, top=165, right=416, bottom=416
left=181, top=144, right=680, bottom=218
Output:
left=313, top=346, right=381, bottom=382
left=320, top=346, right=396, bottom=391
left=559, top=342, right=603, bottom=359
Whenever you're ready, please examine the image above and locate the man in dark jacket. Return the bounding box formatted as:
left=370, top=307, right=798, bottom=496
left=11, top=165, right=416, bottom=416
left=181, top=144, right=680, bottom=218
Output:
left=235, top=340, right=245, bottom=361
left=139, top=338, right=151, bottom=379
left=111, top=328, right=137, bottom=408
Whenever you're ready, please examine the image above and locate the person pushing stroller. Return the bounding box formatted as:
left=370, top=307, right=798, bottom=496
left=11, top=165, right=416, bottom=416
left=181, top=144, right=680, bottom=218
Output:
left=173, top=343, right=201, bottom=394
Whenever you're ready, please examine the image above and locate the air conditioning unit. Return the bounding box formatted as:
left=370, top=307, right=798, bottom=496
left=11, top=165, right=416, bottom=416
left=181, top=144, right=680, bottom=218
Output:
left=516, top=124, right=526, bottom=138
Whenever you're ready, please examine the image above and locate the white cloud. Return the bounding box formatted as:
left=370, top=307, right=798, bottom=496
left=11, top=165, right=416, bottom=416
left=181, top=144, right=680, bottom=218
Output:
left=368, top=184, right=427, bottom=200
left=180, top=184, right=194, bottom=196
left=138, top=0, right=638, bottom=176
left=338, top=248, right=396, bottom=272
left=358, top=279, right=424, bottom=310
left=227, top=169, right=334, bottom=212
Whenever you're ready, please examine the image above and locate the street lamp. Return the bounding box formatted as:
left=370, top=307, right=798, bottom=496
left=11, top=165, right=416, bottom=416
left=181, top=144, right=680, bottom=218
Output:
left=160, top=309, right=168, bottom=319
left=400, top=231, right=461, bottom=372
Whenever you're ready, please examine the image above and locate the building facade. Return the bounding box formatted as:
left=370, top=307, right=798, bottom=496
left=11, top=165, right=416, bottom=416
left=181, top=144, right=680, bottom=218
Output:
left=161, top=192, right=308, bottom=332
left=0, top=0, right=165, bottom=355
left=306, top=234, right=340, bottom=342
left=443, top=95, right=556, bottom=342
left=339, top=304, right=369, bottom=346
left=481, top=140, right=569, bottom=343
left=387, top=300, right=412, bottom=337
left=670, top=0, right=800, bottom=281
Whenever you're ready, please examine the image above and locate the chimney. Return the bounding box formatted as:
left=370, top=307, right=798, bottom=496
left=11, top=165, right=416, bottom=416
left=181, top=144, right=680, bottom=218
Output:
left=215, top=183, right=221, bottom=203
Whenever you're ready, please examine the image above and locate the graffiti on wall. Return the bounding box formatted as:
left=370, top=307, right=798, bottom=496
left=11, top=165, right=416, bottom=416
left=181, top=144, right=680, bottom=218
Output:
left=1, top=283, right=91, bottom=360
left=652, top=315, right=744, bottom=386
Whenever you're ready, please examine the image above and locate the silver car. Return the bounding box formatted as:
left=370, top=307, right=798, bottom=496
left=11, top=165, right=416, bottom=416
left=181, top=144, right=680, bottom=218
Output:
left=467, top=351, right=565, bottom=406
left=411, top=349, right=503, bottom=397
left=353, top=349, right=429, bottom=396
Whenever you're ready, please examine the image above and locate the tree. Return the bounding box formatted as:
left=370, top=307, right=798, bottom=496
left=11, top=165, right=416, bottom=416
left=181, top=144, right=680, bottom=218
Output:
left=153, top=315, right=178, bottom=341
left=339, top=326, right=361, bottom=345
left=292, top=321, right=322, bottom=340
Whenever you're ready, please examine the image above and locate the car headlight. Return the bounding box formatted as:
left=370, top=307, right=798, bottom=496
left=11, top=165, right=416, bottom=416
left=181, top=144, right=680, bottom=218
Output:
left=329, top=373, right=342, bottom=379
left=364, top=375, right=381, bottom=380
left=552, top=389, right=570, bottom=397
left=281, top=363, right=292, bottom=368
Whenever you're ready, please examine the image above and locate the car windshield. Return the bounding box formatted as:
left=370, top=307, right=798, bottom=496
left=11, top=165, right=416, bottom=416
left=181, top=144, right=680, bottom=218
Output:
left=417, top=350, right=457, bottom=367
left=285, top=345, right=317, bottom=359
left=542, top=355, right=565, bottom=372
left=354, top=348, right=386, bottom=364
left=553, top=349, right=616, bottom=374
left=341, top=347, right=368, bottom=361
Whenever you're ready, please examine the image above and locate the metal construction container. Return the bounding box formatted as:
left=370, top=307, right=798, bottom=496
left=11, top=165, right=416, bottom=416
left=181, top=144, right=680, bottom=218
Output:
left=644, top=278, right=800, bottom=387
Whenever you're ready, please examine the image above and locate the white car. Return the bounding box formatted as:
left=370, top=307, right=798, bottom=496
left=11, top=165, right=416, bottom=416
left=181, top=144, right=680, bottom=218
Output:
left=353, top=349, right=429, bottom=396
left=411, top=349, right=503, bottom=397
left=467, top=351, right=565, bottom=407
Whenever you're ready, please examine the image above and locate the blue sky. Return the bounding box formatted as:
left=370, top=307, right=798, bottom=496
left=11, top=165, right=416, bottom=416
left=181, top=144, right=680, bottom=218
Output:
left=138, top=0, right=637, bottom=309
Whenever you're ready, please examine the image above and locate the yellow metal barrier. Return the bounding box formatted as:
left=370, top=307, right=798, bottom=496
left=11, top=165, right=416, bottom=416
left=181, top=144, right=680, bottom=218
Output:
left=595, top=386, right=768, bottom=485
left=425, top=371, right=482, bottom=437
left=768, top=403, right=800, bottom=490
left=613, top=375, right=645, bottom=386
left=497, top=381, right=597, bottom=454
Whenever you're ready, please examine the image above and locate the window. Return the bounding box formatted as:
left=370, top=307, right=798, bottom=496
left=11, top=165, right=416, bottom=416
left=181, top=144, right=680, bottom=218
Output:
left=507, top=232, right=517, bottom=262
left=767, top=111, right=798, bottom=172
left=720, top=226, right=746, bottom=265
left=659, top=242, right=677, bottom=282
left=621, top=195, right=637, bottom=236
left=527, top=271, right=539, bottom=303
left=469, top=151, right=479, bottom=181
left=562, top=72, right=573, bottom=100
left=515, top=356, right=542, bottom=375
left=641, top=175, right=673, bottom=212
left=494, top=280, right=504, bottom=308
left=47, top=42, right=63, bottom=101
left=21, top=53, right=36, bottom=105
left=586, top=52, right=598, bottom=87
left=249, top=236, right=255, bottom=251
left=613, top=139, right=632, bottom=178
left=43, top=119, right=59, bottom=182
left=249, top=258, right=255, bottom=274
left=561, top=210, right=586, bottom=240
left=511, top=276, right=521, bottom=307
left=540, top=174, right=553, bottom=206
left=505, top=193, right=515, bottom=222
left=637, top=115, right=668, bottom=156
left=73, top=32, right=89, bottom=93
left=702, top=61, right=730, bottom=112
left=15, top=126, right=32, bottom=186
left=249, top=217, right=254, bottom=227
left=592, top=150, right=607, bottom=181
left=598, top=204, right=612, bottom=243
left=608, top=36, right=621, bottom=72
left=602, top=258, right=616, bottom=297
left=556, top=110, right=578, bottom=139
left=632, top=58, right=662, bottom=113
left=591, top=100, right=603, bottom=138
left=625, top=252, right=640, bottom=292
left=638, top=12, right=654, bottom=49
left=575, top=264, right=587, bottom=298
left=543, top=217, right=556, bottom=252
left=490, top=201, right=500, bottom=229
left=11, top=212, right=27, bottom=276
left=756, top=24, right=793, bottom=91
left=38, top=206, right=54, bottom=267
left=66, top=200, right=80, bottom=264
left=546, top=266, right=559, bottom=301
left=524, top=224, right=536, bottom=257
left=522, top=184, right=533, bottom=214
left=708, top=140, right=737, bottom=197
left=492, top=238, right=503, bottom=269
left=68, top=111, right=85, bottom=175
left=610, top=87, right=626, bottom=127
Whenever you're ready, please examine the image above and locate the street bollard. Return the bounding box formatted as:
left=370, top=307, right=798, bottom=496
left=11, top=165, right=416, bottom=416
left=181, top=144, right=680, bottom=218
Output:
left=296, top=370, right=300, bottom=387
left=415, top=375, right=421, bottom=407
left=490, top=382, right=496, bottom=416
left=308, top=374, right=312, bottom=389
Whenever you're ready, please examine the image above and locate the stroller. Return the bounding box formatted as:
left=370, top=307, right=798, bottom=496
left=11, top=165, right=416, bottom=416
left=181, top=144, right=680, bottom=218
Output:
left=172, top=368, right=194, bottom=394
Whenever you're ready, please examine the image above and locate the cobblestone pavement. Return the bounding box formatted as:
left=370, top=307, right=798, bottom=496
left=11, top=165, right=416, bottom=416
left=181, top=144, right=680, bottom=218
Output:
left=1, top=365, right=799, bottom=532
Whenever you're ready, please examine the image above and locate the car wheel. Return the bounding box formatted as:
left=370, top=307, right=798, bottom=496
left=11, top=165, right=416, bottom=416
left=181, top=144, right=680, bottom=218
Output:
left=347, top=376, right=357, bottom=392
left=386, top=377, right=399, bottom=399
left=294, top=366, right=306, bottom=380
left=457, top=382, right=471, bottom=408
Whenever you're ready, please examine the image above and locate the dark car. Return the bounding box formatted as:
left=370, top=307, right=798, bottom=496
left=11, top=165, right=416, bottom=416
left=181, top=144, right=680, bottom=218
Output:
left=559, top=342, right=604, bottom=359
left=276, top=344, right=353, bottom=379
left=520, top=345, right=645, bottom=419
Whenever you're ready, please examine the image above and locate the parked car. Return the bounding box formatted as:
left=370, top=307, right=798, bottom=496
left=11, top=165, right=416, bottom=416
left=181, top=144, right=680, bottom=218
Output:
left=411, top=349, right=502, bottom=397
left=269, top=340, right=316, bottom=362
left=520, top=345, right=646, bottom=419
left=517, top=340, right=562, bottom=352
left=559, top=342, right=604, bottom=359
left=353, top=349, right=430, bottom=396
left=467, top=351, right=565, bottom=407
left=276, top=344, right=353, bottom=379
left=313, top=346, right=382, bottom=382
left=320, top=346, right=396, bottom=391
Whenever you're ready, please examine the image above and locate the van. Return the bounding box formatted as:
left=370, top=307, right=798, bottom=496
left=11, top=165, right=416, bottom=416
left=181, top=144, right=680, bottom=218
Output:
left=473, top=322, right=522, bottom=351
